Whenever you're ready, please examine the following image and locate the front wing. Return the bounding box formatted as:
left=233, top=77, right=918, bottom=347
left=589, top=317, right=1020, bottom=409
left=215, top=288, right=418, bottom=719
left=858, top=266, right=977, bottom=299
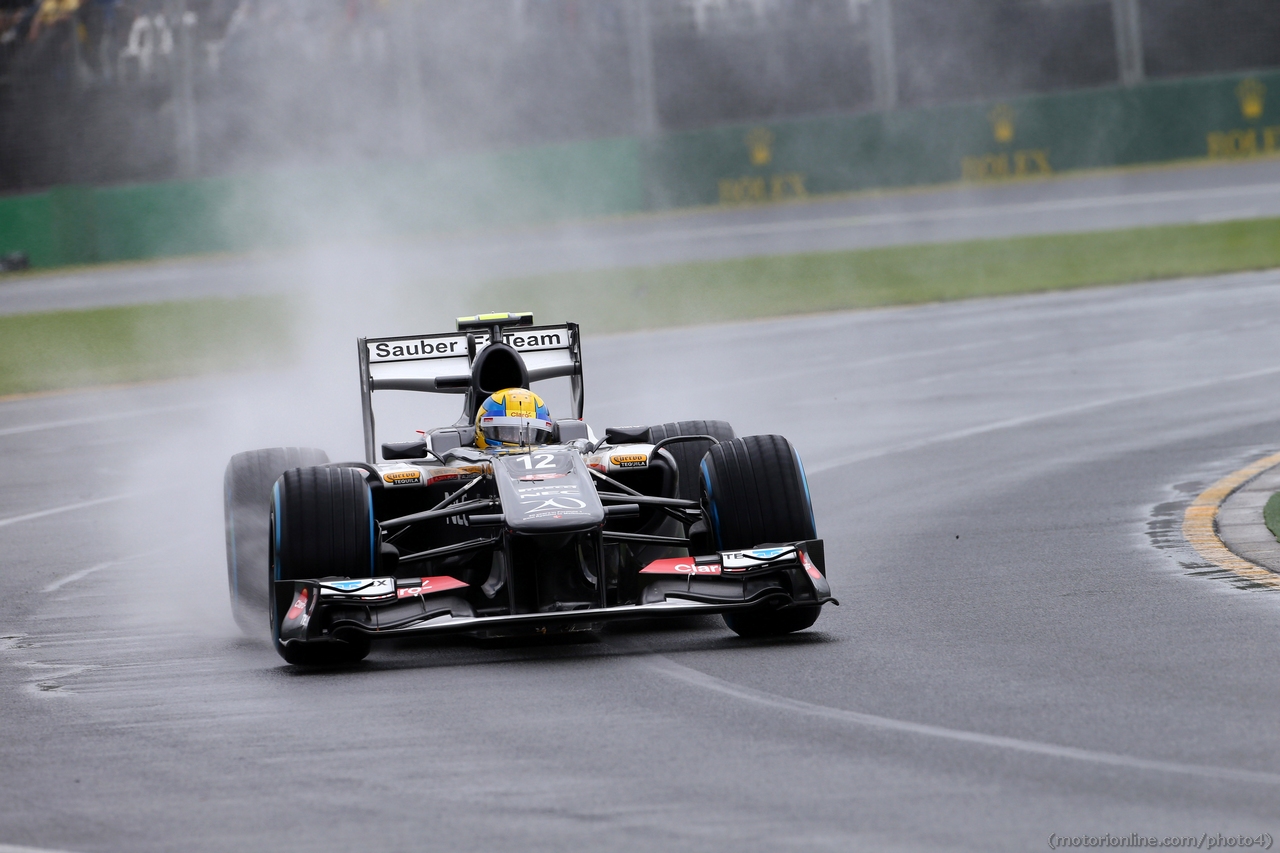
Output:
left=276, top=541, right=836, bottom=644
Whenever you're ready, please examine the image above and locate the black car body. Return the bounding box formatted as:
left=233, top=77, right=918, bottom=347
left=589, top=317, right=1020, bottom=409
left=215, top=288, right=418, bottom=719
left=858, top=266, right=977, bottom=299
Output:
left=224, top=312, right=835, bottom=664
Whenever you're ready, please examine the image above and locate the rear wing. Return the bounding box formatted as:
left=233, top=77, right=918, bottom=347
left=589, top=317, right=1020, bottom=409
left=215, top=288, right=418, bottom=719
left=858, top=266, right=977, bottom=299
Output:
left=357, top=318, right=583, bottom=463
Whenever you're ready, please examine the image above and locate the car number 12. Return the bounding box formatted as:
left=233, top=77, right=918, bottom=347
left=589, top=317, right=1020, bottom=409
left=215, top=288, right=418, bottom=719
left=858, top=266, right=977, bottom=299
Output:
left=516, top=453, right=557, bottom=470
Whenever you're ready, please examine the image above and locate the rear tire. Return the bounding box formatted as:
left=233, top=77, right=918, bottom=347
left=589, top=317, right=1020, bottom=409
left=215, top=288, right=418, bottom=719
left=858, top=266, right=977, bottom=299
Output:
left=270, top=466, right=376, bottom=665
left=700, top=435, right=820, bottom=638
left=648, top=420, right=735, bottom=502
left=224, top=447, right=329, bottom=636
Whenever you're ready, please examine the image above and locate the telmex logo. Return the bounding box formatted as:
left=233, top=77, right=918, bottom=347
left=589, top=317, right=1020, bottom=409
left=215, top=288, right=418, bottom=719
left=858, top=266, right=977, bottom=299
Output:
left=324, top=578, right=392, bottom=592
left=328, top=580, right=369, bottom=591
left=744, top=547, right=789, bottom=559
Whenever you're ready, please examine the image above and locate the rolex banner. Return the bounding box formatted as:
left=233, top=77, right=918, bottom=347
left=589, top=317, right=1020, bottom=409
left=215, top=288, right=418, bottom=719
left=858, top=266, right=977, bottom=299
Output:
left=3, top=69, right=1278, bottom=269
left=642, top=69, right=1280, bottom=209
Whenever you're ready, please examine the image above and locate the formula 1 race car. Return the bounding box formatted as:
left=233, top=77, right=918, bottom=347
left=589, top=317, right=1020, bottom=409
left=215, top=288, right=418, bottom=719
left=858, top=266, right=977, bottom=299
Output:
left=224, top=312, right=835, bottom=664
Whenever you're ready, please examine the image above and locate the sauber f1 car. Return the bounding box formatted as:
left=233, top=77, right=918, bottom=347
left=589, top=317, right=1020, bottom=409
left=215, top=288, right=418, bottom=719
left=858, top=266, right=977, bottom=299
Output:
left=224, top=312, right=836, bottom=664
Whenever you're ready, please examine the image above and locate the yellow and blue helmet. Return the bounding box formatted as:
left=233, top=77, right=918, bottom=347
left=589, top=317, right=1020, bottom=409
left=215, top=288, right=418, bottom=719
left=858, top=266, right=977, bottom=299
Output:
left=475, top=388, right=553, bottom=451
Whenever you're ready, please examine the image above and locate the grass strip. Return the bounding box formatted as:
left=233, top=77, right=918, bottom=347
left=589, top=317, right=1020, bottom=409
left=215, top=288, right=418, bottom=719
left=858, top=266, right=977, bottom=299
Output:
left=1266, top=492, right=1280, bottom=545
left=6, top=216, right=1280, bottom=397
left=0, top=296, right=291, bottom=397
left=486, top=217, right=1280, bottom=333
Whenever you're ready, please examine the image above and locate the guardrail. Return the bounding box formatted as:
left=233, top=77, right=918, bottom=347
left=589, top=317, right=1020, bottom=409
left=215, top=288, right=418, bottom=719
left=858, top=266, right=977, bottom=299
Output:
left=2, top=69, right=1278, bottom=270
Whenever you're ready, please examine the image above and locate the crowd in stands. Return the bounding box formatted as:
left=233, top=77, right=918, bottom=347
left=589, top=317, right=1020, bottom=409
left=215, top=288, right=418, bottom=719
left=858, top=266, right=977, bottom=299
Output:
left=0, top=0, right=405, bottom=88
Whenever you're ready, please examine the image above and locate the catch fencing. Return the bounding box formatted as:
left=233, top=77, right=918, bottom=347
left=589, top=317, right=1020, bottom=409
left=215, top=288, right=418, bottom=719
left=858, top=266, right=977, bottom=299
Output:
left=2, top=66, right=1278, bottom=269
left=2, top=0, right=1279, bottom=194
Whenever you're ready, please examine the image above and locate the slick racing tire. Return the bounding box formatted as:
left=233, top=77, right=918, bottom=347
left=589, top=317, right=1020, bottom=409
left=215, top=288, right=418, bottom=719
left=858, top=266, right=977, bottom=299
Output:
left=269, top=466, right=376, bottom=666
left=648, top=420, right=735, bottom=502
left=699, top=435, right=820, bottom=638
left=224, top=447, right=329, bottom=636
left=700, top=435, right=815, bottom=550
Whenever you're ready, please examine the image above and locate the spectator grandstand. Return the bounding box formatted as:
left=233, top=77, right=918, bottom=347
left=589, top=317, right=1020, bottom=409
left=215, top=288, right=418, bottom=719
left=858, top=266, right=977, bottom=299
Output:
left=1, top=0, right=1279, bottom=193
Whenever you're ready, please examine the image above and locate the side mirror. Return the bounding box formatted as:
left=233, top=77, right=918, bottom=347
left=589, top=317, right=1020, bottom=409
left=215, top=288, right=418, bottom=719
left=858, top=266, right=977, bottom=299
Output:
left=429, top=429, right=464, bottom=455
left=382, top=440, right=428, bottom=460
left=555, top=419, right=589, bottom=443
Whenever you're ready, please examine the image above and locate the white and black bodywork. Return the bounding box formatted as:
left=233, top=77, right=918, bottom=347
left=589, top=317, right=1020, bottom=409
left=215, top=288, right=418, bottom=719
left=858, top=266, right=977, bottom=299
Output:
left=224, top=313, right=836, bottom=665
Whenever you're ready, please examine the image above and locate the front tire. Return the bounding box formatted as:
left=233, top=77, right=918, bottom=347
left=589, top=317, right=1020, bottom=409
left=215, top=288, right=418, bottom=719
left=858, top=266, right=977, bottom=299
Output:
left=700, top=435, right=820, bottom=638
left=224, top=447, right=329, bottom=636
left=700, top=435, right=815, bottom=551
left=270, top=466, right=376, bottom=665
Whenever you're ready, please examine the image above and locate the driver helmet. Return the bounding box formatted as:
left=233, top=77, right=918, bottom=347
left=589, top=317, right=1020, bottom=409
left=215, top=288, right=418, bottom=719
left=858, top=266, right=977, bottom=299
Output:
left=475, top=388, right=553, bottom=451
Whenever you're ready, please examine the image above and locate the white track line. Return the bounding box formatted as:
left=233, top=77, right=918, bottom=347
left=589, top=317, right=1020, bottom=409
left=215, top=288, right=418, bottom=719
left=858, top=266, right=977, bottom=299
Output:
left=0, top=402, right=205, bottom=438
left=629, top=646, right=1280, bottom=786
left=0, top=845, right=82, bottom=853
left=808, top=362, right=1280, bottom=475
left=41, top=548, right=169, bottom=593
left=41, top=562, right=117, bottom=593
left=598, top=181, right=1280, bottom=247
left=0, top=494, right=135, bottom=530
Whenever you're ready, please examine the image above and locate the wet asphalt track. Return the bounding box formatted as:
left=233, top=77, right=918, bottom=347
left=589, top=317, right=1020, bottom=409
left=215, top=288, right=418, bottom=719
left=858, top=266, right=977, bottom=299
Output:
left=3, top=265, right=1280, bottom=851
left=4, top=156, right=1280, bottom=316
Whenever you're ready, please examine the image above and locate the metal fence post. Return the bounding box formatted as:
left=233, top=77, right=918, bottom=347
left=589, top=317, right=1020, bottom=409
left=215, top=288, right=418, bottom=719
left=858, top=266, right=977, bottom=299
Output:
left=868, top=0, right=898, bottom=111
left=396, top=1, right=428, bottom=157
left=1111, top=0, right=1145, bottom=86
left=626, top=0, right=659, bottom=137
left=171, top=0, right=198, bottom=177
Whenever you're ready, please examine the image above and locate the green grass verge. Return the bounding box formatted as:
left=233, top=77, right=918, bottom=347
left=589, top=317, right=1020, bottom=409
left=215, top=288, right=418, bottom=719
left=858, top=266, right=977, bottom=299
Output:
left=487, top=217, right=1280, bottom=333
left=0, top=296, right=291, bottom=397
left=1266, top=492, right=1280, bottom=545
left=7, top=216, right=1280, bottom=397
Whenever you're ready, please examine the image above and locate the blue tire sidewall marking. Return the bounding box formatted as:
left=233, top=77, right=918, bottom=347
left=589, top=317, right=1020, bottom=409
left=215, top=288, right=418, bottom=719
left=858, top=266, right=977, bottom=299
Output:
left=226, top=482, right=238, bottom=602
left=270, top=480, right=282, bottom=645
left=700, top=458, right=721, bottom=550
left=272, top=481, right=283, bottom=582
left=793, top=446, right=816, bottom=537
left=367, top=484, right=376, bottom=577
